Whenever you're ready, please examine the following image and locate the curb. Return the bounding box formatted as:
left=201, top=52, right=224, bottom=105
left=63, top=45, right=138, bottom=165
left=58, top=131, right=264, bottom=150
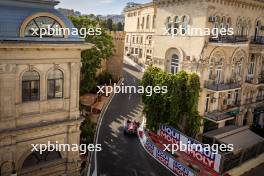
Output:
left=137, top=116, right=177, bottom=176
left=86, top=78, right=124, bottom=176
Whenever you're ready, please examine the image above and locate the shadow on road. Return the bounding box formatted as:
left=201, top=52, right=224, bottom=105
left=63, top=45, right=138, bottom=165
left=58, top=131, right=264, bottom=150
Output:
left=96, top=63, right=174, bottom=176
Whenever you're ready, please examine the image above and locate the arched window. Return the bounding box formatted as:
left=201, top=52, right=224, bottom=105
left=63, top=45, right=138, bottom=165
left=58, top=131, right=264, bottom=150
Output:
left=208, top=52, right=224, bottom=83
left=220, top=17, right=226, bottom=29
left=47, top=69, right=63, bottom=99
left=22, top=150, right=61, bottom=170
left=209, top=58, right=214, bottom=80
left=242, top=19, right=247, bottom=36
left=141, top=17, right=145, bottom=29
left=146, top=35, right=152, bottom=45
left=226, top=17, right=231, bottom=30
left=182, top=16, right=189, bottom=34
left=146, top=15, right=150, bottom=29
left=236, top=19, right=242, bottom=36
left=173, top=16, right=180, bottom=34
left=22, top=71, right=40, bottom=102
left=137, top=17, right=140, bottom=30
left=24, top=16, right=63, bottom=38
left=152, top=15, right=156, bottom=29
left=232, top=57, right=243, bottom=78
left=255, top=20, right=261, bottom=39
left=166, top=17, right=172, bottom=34
left=248, top=54, right=255, bottom=76
left=171, top=54, right=179, bottom=74
left=246, top=19, right=251, bottom=36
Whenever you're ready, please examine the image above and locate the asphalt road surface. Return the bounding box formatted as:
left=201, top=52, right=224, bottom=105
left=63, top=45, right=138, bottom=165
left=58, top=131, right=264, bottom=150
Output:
left=96, top=61, right=174, bottom=176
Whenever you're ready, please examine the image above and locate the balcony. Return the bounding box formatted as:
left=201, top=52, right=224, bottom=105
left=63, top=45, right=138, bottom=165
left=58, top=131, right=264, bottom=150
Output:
left=209, top=35, right=248, bottom=43
left=258, top=75, right=264, bottom=84
left=205, top=107, right=240, bottom=122
left=204, top=80, right=241, bottom=91
left=246, top=74, right=264, bottom=85
left=256, top=96, right=264, bottom=102
left=251, top=36, right=264, bottom=45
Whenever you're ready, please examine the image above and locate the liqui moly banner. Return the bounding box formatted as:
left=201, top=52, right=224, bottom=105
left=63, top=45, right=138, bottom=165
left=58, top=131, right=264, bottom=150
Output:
left=156, top=148, right=170, bottom=166
left=172, top=160, right=194, bottom=176
left=145, top=139, right=155, bottom=155
left=141, top=130, right=196, bottom=176
left=158, top=124, right=180, bottom=144
left=159, top=124, right=222, bottom=173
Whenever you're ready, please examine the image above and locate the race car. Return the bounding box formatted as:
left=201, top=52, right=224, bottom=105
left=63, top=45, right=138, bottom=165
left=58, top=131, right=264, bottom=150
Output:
left=123, top=119, right=140, bottom=135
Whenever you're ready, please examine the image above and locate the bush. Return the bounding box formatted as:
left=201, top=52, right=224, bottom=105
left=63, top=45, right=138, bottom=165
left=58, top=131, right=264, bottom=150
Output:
left=80, top=117, right=96, bottom=145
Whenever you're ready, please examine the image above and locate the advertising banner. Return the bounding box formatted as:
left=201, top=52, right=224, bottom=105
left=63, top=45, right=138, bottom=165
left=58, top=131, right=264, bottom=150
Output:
left=158, top=124, right=222, bottom=173
left=141, top=130, right=196, bottom=176
left=155, top=148, right=170, bottom=166
left=145, top=138, right=155, bottom=155
left=172, top=160, right=195, bottom=176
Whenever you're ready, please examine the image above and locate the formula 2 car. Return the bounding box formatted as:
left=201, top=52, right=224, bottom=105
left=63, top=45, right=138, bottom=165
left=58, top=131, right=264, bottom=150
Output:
left=123, top=119, right=140, bottom=135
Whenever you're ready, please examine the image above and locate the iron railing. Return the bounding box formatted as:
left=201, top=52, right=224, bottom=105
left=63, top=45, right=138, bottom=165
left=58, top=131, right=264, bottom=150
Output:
left=209, top=35, right=248, bottom=43
left=204, top=80, right=241, bottom=91
left=251, top=36, right=264, bottom=45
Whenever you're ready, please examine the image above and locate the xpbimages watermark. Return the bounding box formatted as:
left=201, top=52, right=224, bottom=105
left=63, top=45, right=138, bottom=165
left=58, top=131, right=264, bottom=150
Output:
left=97, top=83, right=168, bottom=96
left=164, top=26, right=234, bottom=38
left=163, top=141, right=234, bottom=155
left=31, top=141, right=102, bottom=155
left=29, top=26, right=102, bottom=38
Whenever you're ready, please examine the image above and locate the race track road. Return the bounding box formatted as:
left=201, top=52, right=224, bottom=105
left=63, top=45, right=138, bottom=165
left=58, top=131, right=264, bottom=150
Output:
left=95, top=61, right=174, bottom=176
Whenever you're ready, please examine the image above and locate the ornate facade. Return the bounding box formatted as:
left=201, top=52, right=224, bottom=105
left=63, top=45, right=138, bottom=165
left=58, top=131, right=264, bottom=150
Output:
left=124, top=0, right=264, bottom=133
left=0, top=0, right=92, bottom=175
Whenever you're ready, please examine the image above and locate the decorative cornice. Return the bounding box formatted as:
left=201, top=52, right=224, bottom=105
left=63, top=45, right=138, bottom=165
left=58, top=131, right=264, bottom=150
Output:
left=154, top=0, right=264, bottom=10
left=208, top=0, right=264, bottom=11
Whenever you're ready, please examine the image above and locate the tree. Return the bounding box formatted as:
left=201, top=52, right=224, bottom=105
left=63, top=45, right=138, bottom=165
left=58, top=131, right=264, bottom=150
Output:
left=106, top=18, right=113, bottom=31
left=141, top=67, right=201, bottom=137
left=117, top=22, right=124, bottom=31
left=69, top=16, right=115, bottom=94
left=80, top=117, right=95, bottom=145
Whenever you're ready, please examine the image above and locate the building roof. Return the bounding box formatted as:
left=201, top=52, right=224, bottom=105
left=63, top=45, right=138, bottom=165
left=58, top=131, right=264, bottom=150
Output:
left=204, top=126, right=264, bottom=152
left=0, top=0, right=83, bottom=42
left=124, top=2, right=154, bottom=12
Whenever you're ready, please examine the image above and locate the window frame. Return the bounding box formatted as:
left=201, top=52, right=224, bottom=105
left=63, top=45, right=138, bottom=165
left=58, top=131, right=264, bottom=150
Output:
left=22, top=71, right=40, bottom=102
left=24, top=16, right=64, bottom=38
left=47, top=69, right=64, bottom=100
left=170, top=54, right=179, bottom=74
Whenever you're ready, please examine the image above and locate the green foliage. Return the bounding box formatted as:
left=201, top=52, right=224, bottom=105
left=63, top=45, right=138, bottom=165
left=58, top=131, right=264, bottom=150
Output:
left=80, top=117, right=96, bottom=145
left=117, top=22, right=124, bottom=31
left=69, top=16, right=115, bottom=95
left=106, top=18, right=113, bottom=31
left=97, top=71, right=113, bottom=85
left=141, top=67, right=201, bottom=137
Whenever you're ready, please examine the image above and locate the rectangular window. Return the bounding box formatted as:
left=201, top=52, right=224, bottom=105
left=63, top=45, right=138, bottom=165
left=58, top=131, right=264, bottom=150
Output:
left=48, top=79, right=63, bottom=99
left=22, top=81, right=40, bottom=102
left=135, top=48, right=138, bottom=54
left=248, top=62, right=255, bottom=75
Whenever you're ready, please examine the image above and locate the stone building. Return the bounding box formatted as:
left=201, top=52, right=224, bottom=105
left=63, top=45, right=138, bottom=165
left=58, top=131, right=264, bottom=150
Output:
left=99, top=31, right=125, bottom=81
left=124, top=0, right=264, bottom=133
left=106, top=32, right=125, bottom=81
left=124, top=3, right=155, bottom=65
left=0, top=0, right=92, bottom=175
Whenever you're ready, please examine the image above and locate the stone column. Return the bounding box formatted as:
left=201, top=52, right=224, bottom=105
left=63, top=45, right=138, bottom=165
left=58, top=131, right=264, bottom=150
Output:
left=0, top=64, right=17, bottom=130
left=69, top=62, right=81, bottom=120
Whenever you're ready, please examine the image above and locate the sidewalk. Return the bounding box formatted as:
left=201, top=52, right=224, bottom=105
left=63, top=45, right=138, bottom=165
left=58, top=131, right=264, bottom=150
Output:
left=124, top=56, right=145, bottom=72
